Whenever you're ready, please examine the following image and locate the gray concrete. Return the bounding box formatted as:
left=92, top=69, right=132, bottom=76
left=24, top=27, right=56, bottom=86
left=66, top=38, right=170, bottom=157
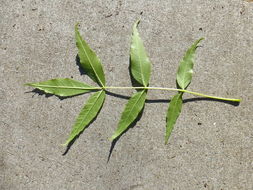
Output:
left=1, top=0, right=253, bottom=189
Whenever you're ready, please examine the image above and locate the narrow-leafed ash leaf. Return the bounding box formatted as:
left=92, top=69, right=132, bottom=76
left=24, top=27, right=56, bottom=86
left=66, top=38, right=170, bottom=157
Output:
left=25, top=21, right=240, bottom=149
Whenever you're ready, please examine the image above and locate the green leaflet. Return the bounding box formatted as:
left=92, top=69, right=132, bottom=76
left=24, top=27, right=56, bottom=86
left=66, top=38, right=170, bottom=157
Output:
left=165, top=93, right=183, bottom=144
left=25, top=78, right=96, bottom=97
left=110, top=90, right=147, bottom=140
left=164, top=38, right=203, bottom=144
left=25, top=21, right=241, bottom=148
left=176, top=38, right=204, bottom=90
left=63, top=90, right=106, bottom=146
left=75, top=24, right=106, bottom=87
left=130, top=20, right=151, bottom=87
left=109, top=21, right=151, bottom=141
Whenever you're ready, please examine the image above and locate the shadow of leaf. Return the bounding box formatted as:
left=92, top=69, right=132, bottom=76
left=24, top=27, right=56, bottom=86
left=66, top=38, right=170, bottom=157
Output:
left=183, top=97, right=240, bottom=106
left=75, top=54, right=86, bottom=75
left=25, top=89, right=97, bottom=100
left=128, top=57, right=143, bottom=87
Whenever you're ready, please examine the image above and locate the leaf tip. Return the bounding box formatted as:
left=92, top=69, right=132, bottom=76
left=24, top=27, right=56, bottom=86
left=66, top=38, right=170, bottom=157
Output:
left=61, top=143, right=68, bottom=147
left=75, top=22, right=80, bottom=29
left=109, top=136, right=115, bottom=141
left=195, top=37, right=204, bottom=46
left=62, top=139, right=70, bottom=147
left=133, top=19, right=141, bottom=29
left=75, top=23, right=81, bottom=35
left=164, top=135, right=169, bottom=145
left=136, top=19, right=141, bottom=25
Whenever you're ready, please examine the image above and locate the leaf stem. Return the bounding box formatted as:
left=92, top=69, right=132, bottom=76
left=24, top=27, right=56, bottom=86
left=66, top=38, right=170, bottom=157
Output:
left=27, top=84, right=241, bottom=102
left=103, top=86, right=241, bottom=102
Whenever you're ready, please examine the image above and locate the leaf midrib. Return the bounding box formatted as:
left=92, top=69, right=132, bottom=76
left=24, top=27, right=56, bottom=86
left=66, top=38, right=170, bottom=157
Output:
left=121, top=90, right=145, bottom=125
left=166, top=94, right=182, bottom=140
left=178, top=48, right=195, bottom=89
left=135, top=33, right=146, bottom=87
left=178, top=59, right=190, bottom=89
left=29, top=84, right=95, bottom=89
left=170, top=95, right=182, bottom=120
left=77, top=32, right=104, bottom=87
left=74, top=90, right=104, bottom=130
left=136, top=39, right=145, bottom=87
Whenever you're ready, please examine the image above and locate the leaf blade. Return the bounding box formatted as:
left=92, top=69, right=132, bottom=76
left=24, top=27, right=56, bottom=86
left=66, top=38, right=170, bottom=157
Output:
left=130, top=20, right=151, bottom=87
left=75, top=24, right=106, bottom=87
left=165, top=93, right=183, bottom=144
left=110, top=90, right=147, bottom=140
left=176, top=38, right=204, bottom=89
left=63, top=90, right=106, bottom=146
left=25, top=78, right=96, bottom=97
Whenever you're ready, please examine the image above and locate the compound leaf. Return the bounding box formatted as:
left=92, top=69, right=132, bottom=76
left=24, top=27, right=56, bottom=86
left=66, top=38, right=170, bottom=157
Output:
left=25, top=78, right=96, bottom=97
left=110, top=90, right=147, bottom=140
left=130, top=20, right=151, bottom=87
left=63, top=90, right=106, bottom=146
left=75, top=24, right=106, bottom=87
left=165, top=93, right=183, bottom=144
left=176, top=38, right=203, bottom=89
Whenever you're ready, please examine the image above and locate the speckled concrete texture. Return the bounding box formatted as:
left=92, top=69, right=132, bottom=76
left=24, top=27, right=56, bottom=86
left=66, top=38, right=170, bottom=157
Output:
left=1, top=0, right=253, bottom=189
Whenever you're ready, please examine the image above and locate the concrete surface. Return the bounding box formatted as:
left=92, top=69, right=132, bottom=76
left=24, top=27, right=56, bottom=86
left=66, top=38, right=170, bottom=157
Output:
left=1, top=0, right=253, bottom=189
